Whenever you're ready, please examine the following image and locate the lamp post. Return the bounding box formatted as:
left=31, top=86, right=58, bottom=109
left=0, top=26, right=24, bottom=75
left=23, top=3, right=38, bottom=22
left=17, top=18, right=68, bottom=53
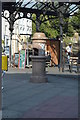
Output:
left=54, top=1, right=64, bottom=71
left=9, top=17, right=14, bottom=66
left=59, top=11, right=63, bottom=71
left=27, top=36, right=29, bottom=67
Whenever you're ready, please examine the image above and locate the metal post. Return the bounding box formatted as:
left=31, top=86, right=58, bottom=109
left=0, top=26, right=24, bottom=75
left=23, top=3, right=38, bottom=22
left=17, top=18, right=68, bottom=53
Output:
left=36, top=14, right=40, bottom=32
left=27, top=38, right=29, bottom=67
left=78, top=37, right=80, bottom=73
left=0, top=1, right=2, bottom=119
left=9, top=15, right=14, bottom=67
left=9, top=31, right=13, bottom=66
left=78, top=36, right=80, bottom=118
left=59, top=11, right=63, bottom=72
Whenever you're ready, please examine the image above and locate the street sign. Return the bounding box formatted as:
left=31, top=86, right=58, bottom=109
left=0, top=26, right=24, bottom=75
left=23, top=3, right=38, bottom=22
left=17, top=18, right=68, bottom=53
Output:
left=18, top=49, right=26, bottom=69
left=14, top=53, right=19, bottom=66
left=4, top=46, right=9, bottom=57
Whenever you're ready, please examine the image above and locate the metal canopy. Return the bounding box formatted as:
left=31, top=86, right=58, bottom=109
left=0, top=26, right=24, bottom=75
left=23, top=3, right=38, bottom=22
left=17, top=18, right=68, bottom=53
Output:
left=2, top=1, right=80, bottom=17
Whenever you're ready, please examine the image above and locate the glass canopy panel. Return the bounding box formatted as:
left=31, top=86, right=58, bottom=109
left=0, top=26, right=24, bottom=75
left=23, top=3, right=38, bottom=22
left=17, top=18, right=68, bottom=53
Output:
left=19, top=0, right=80, bottom=13
left=20, top=0, right=38, bottom=8
left=16, top=0, right=50, bottom=10
left=68, top=4, right=80, bottom=15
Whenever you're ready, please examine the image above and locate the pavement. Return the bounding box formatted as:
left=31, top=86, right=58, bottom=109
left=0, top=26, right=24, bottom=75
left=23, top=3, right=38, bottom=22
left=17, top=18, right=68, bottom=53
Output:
left=2, top=66, right=79, bottom=119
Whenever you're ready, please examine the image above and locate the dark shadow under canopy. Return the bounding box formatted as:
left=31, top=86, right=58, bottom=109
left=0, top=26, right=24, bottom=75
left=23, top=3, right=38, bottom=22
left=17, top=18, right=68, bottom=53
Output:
left=2, top=1, right=80, bottom=18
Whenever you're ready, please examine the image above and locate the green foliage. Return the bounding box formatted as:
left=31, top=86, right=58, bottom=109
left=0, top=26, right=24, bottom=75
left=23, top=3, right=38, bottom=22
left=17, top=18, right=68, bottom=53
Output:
left=40, top=22, right=59, bottom=38
left=32, top=14, right=36, bottom=35
left=70, top=10, right=80, bottom=35
left=32, top=22, right=36, bottom=35
left=67, top=23, right=74, bottom=37
left=32, top=14, right=36, bottom=21
left=63, top=35, right=73, bottom=46
left=32, top=9, right=80, bottom=40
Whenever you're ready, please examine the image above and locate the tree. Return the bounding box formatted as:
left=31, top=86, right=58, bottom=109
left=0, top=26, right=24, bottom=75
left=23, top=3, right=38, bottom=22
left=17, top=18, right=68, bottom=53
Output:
left=63, top=35, right=73, bottom=46
left=70, top=9, right=80, bottom=35
left=32, top=9, right=80, bottom=39
left=40, top=21, right=59, bottom=38
left=32, top=14, right=59, bottom=38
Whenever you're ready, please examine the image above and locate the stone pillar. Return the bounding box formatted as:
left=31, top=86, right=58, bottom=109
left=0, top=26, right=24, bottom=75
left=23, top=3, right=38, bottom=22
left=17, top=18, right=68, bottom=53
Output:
left=30, top=32, right=48, bottom=83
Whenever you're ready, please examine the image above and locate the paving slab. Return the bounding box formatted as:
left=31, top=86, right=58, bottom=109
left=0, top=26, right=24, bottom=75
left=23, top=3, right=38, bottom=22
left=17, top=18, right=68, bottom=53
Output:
left=2, top=67, right=78, bottom=118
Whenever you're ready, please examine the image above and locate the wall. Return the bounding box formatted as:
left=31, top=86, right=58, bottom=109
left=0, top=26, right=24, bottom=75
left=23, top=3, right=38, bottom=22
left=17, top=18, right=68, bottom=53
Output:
left=46, top=39, right=60, bottom=65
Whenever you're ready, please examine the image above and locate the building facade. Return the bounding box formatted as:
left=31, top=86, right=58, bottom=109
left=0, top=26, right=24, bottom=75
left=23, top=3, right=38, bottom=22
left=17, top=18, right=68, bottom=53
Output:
left=2, top=10, right=32, bottom=56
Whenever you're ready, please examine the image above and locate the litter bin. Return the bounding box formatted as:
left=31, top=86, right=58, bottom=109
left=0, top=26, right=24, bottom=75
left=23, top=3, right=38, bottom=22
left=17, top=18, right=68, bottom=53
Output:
left=2, top=55, right=8, bottom=71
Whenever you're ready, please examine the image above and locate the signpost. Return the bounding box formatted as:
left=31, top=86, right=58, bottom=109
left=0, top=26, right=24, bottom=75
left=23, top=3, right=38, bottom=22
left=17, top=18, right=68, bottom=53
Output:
left=18, top=49, right=26, bottom=69
left=14, top=53, right=19, bottom=66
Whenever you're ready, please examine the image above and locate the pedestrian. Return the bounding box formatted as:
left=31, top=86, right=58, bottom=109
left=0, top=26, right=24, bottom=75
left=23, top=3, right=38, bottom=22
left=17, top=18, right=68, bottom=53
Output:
left=66, top=43, right=72, bottom=71
left=47, top=51, right=52, bottom=66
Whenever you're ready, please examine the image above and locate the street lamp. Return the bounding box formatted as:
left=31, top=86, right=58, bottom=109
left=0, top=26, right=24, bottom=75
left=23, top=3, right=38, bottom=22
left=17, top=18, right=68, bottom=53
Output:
left=9, top=15, right=14, bottom=66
